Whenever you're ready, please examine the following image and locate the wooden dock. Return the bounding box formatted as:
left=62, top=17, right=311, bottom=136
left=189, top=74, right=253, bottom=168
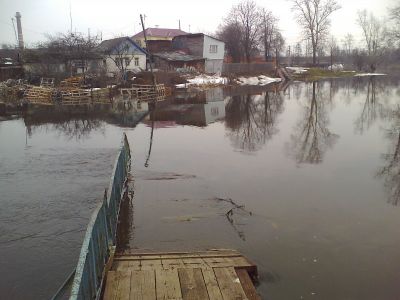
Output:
left=102, top=249, right=260, bottom=300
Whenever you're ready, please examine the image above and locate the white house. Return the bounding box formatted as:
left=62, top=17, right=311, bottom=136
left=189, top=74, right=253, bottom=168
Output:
left=97, top=37, right=147, bottom=77
left=172, top=34, right=225, bottom=74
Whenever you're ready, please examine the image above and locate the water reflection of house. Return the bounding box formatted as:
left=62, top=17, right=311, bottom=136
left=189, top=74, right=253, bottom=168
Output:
left=150, top=88, right=225, bottom=127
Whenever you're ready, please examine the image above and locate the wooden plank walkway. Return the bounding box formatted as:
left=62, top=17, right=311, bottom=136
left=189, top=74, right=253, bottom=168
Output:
left=102, top=249, right=260, bottom=300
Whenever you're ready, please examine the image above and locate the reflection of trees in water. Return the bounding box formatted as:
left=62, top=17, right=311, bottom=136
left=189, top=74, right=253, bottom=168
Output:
left=377, top=107, right=400, bottom=205
left=25, top=114, right=105, bottom=141
left=288, top=82, right=339, bottom=164
left=355, top=77, right=383, bottom=134
left=52, top=118, right=105, bottom=140
left=225, top=91, right=284, bottom=152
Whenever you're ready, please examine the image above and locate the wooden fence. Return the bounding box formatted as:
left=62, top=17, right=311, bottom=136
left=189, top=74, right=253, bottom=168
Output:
left=222, top=62, right=275, bottom=75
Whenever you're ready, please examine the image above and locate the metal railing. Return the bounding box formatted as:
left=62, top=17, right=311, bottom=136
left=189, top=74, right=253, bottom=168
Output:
left=68, top=133, right=131, bottom=300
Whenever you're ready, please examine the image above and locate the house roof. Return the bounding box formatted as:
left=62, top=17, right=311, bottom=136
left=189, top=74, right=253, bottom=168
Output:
left=173, top=33, right=224, bottom=43
left=132, top=28, right=187, bottom=39
left=0, top=48, right=21, bottom=61
left=153, top=51, right=204, bottom=62
left=97, top=37, right=146, bottom=54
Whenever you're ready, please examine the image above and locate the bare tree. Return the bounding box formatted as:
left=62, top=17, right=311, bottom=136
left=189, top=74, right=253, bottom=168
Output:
left=389, top=5, right=400, bottom=42
left=356, top=10, right=387, bottom=71
left=272, top=31, right=285, bottom=66
left=28, top=32, right=100, bottom=78
left=259, top=8, right=279, bottom=61
left=291, top=0, right=341, bottom=65
left=229, top=0, right=262, bottom=63
left=342, top=33, right=354, bottom=56
left=217, top=22, right=243, bottom=63
left=327, top=36, right=338, bottom=70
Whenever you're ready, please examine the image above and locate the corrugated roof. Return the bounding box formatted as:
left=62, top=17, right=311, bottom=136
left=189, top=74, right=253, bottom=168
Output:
left=153, top=51, right=204, bottom=62
left=132, top=28, right=187, bottom=39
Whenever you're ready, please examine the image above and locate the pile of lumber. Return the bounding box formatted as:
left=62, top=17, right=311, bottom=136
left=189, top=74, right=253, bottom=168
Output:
left=40, top=77, right=55, bottom=88
left=61, top=89, right=91, bottom=105
left=24, top=86, right=54, bottom=105
left=60, top=76, right=83, bottom=89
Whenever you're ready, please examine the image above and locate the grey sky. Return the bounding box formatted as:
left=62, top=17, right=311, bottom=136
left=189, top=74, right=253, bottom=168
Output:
left=0, top=0, right=395, bottom=47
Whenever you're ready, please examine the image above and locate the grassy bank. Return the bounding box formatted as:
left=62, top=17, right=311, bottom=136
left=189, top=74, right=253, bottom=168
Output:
left=293, top=68, right=357, bottom=81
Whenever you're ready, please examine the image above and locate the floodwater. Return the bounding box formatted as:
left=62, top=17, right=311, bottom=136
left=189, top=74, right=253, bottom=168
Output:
left=1, top=76, right=400, bottom=299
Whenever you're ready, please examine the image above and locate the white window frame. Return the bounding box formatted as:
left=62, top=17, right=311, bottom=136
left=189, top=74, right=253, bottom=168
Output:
left=209, top=45, right=218, bottom=53
left=134, top=57, right=139, bottom=66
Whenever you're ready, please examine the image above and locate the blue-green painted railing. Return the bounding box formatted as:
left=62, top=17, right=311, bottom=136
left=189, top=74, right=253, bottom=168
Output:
left=69, top=133, right=131, bottom=300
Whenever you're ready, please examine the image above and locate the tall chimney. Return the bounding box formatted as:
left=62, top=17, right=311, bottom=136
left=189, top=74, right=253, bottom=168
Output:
left=15, top=12, right=24, bottom=49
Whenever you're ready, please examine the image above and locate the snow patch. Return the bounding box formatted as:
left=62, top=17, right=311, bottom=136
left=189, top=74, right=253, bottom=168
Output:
left=354, top=73, right=387, bottom=77
left=235, top=75, right=281, bottom=86
left=175, top=74, right=228, bottom=88
left=287, top=67, right=309, bottom=74
left=328, top=64, right=344, bottom=71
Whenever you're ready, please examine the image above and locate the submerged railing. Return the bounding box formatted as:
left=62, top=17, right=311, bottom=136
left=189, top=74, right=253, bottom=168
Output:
left=68, top=133, right=131, bottom=300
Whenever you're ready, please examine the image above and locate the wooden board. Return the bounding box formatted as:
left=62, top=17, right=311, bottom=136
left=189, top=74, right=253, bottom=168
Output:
left=155, top=269, right=183, bottom=300
left=214, top=267, right=248, bottom=300
left=103, top=271, right=131, bottom=300
left=236, top=269, right=261, bottom=300
left=178, top=268, right=209, bottom=300
left=201, top=268, right=223, bottom=300
left=130, top=270, right=156, bottom=300
left=102, top=250, right=259, bottom=300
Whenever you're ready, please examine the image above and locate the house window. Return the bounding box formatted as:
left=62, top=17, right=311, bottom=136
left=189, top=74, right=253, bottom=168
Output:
left=125, top=57, right=130, bottom=66
left=209, top=45, right=218, bottom=53
left=134, top=57, right=139, bottom=66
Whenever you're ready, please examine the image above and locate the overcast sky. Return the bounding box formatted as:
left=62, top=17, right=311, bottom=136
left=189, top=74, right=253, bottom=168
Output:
left=0, top=0, right=396, bottom=48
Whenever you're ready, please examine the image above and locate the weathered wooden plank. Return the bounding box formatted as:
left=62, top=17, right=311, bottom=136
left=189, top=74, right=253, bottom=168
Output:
left=201, top=268, right=223, bottom=300
left=103, top=271, right=131, bottom=300
left=113, top=260, right=141, bottom=271
left=236, top=269, right=260, bottom=300
left=121, top=249, right=240, bottom=257
left=214, top=267, right=248, bottom=300
left=155, top=269, right=183, bottom=300
left=162, top=258, right=185, bottom=270
left=103, top=271, right=119, bottom=300
left=178, top=268, right=209, bottom=300
left=130, top=270, right=156, bottom=300
left=141, top=259, right=162, bottom=270
left=182, top=258, right=207, bottom=269
left=204, top=257, right=252, bottom=268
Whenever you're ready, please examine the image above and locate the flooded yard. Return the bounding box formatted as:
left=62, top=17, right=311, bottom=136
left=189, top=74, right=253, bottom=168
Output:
left=1, top=76, right=400, bottom=299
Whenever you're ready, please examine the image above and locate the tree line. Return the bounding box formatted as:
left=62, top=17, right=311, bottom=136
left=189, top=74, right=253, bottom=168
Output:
left=217, top=0, right=400, bottom=71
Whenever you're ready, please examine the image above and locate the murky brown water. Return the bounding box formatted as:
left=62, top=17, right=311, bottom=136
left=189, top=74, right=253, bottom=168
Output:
left=1, top=77, right=400, bottom=299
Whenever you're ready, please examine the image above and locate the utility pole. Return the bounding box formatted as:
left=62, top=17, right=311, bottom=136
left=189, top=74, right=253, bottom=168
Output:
left=69, top=0, right=73, bottom=33
left=11, top=18, right=18, bottom=46
left=140, top=14, right=156, bottom=86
